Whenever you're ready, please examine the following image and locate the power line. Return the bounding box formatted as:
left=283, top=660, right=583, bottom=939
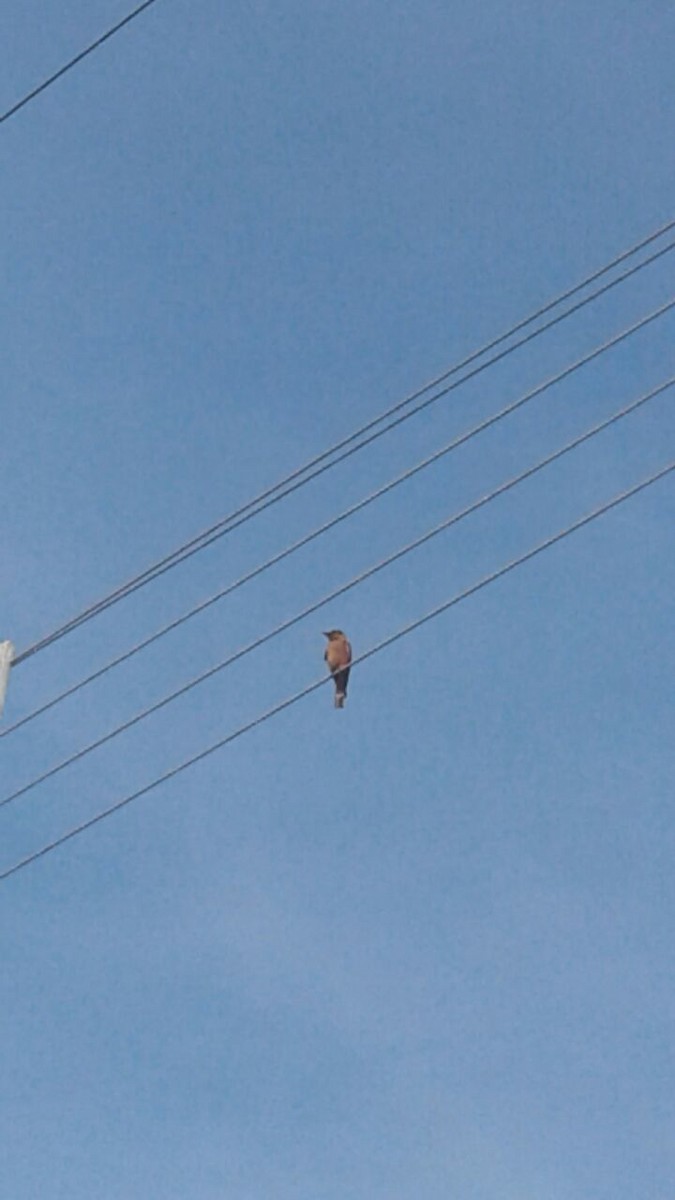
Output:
left=3, top=363, right=672, bottom=809
left=13, top=220, right=675, bottom=667
left=0, top=0, right=162, bottom=126
left=15, top=229, right=673, bottom=663
left=2, top=459, right=672, bottom=884
left=5, top=274, right=675, bottom=735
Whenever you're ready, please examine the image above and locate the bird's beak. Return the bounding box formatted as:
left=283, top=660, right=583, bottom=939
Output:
left=322, top=632, right=330, bottom=638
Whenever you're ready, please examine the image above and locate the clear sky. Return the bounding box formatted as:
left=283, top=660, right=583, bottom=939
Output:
left=2, top=2, right=674, bottom=1197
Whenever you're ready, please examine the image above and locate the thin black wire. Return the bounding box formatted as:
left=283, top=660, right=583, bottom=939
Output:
left=5, top=273, right=675, bottom=736
left=0, top=0, right=162, bottom=126
left=13, top=220, right=675, bottom=666
left=2, top=460, right=672, bottom=884
left=3, top=360, right=672, bottom=810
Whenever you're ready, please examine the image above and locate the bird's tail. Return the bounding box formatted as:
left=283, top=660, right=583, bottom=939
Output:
left=333, top=668, right=349, bottom=708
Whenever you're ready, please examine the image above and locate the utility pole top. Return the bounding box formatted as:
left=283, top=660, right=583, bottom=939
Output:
left=0, top=641, right=14, bottom=719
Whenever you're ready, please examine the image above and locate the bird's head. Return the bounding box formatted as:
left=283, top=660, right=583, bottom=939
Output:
left=323, top=630, right=344, bottom=641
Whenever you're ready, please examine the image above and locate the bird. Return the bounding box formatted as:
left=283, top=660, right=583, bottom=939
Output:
left=323, top=630, right=352, bottom=708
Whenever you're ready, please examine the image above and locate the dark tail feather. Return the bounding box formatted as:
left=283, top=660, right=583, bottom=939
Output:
left=333, top=667, right=349, bottom=708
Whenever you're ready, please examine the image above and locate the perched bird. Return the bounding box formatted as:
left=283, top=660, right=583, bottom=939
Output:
left=323, top=630, right=352, bottom=708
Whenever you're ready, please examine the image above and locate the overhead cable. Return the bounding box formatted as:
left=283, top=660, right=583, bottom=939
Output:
left=4, top=280, right=675, bottom=737
left=0, top=0, right=162, bottom=126
left=12, top=221, right=675, bottom=667
left=1, top=459, right=672, bottom=884
left=2, top=362, right=672, bottom=810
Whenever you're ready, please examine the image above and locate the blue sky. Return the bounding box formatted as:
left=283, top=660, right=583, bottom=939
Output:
left=2, top=2, right=674, bottom=1196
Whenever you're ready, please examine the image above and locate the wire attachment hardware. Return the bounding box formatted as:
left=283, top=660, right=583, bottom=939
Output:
left=0, top=642, right=14, bottom=719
